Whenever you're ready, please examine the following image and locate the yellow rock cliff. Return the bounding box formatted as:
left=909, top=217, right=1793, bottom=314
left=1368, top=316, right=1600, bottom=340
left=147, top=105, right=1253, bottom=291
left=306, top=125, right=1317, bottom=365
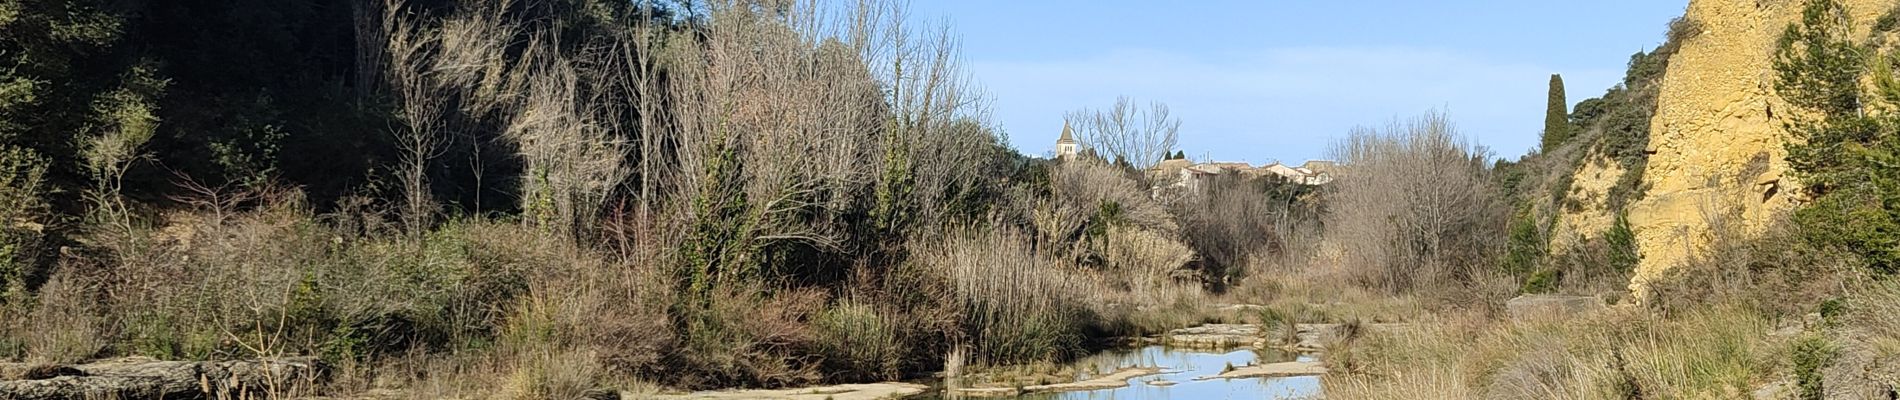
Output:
left=1628, top=0, right=1896, bottom=295
left=1549, top=155, right=1625, bottom=254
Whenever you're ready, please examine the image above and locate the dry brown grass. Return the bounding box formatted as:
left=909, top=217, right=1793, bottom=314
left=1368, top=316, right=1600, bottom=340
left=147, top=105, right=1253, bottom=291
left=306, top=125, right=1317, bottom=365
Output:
left=1325, top=305, right=1781, bottom=400
left=0, top=186, right=685, bottom=395
left=1227, top=267, right=1431, bottom=325
left=1102, top=226, right=1194, bottom=304
left=1849, top=280, right=1900, bottom=357
left=918, top=228, right=1104, bottom=366
left=16, top=266, right=108, bottom=363
left=669, top=284, right=828, bottom=389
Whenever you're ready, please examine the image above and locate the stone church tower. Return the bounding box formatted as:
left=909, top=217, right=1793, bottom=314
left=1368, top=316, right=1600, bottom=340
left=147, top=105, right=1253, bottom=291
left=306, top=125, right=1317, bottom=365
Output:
left=1055, top=122, right=1079, bottom=159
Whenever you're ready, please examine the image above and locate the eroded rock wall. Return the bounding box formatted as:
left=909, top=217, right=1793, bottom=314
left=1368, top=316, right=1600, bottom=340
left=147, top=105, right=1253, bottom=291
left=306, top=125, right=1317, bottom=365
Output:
left=1549, top=155, right=1626, bottom=253
left=1628, top=0, right=1896, bottom=294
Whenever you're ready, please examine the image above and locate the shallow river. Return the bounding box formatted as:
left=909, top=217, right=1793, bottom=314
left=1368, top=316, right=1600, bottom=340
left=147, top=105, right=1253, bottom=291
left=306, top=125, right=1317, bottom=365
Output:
left=929, top=345, right=1322, bottom=400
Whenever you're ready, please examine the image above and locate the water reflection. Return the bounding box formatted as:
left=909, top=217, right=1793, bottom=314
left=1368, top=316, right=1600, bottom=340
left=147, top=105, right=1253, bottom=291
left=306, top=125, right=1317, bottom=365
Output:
left=1007, top=346, right=1321, bottom=400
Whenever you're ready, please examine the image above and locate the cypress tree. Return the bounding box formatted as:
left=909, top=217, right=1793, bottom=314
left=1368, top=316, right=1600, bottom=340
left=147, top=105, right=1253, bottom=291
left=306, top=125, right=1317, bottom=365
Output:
left=1543, top=74, right=1572, bottom=151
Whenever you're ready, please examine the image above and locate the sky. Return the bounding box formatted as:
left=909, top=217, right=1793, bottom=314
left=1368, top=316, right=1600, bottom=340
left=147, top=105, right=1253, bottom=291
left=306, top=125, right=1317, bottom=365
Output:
left=907, top=1, right=1690, bottom=164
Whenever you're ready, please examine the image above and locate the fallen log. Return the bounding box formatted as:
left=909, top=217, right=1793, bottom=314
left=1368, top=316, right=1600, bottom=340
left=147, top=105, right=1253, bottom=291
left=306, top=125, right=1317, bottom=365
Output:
left=0, top=357, right=326, bottom=400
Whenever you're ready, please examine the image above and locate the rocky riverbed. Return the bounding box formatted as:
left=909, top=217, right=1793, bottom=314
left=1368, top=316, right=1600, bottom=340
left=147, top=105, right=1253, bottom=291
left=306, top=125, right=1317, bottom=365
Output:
left=0, top=317, right=1372, bottom=400
left=1161, top=322, right=1410, bottom=351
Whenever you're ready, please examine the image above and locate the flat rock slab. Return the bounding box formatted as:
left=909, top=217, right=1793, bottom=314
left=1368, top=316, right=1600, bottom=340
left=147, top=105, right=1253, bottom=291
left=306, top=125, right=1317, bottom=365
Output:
left=1287, top=323, right=1410, bottom=351
left=1163, top=324, right=1265, bottom=349
left=0, top=357, right=326, bottom=400
left=1199, top=361, right=1327, bottom=380
left=653, top=382, right=928, bottom=400
left=1027, top=367, right=1163, bottom=392
left=1164, top=323, right=1410, bottom=351
left=1209, top=304, right=1272, bottom=313
left=1506, top=295, right=1606, bottom=321
left=949, top=367, right=1163, bottom=397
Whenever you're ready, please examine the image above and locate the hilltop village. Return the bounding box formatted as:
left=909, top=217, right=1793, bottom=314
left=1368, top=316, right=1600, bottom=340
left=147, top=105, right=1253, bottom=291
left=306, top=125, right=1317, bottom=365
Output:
left=1052, top=123, right=1336, bottom=195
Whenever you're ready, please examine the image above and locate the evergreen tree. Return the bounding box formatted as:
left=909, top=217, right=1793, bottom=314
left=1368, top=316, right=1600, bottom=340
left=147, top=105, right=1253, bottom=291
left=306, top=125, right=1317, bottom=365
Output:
left=1777, top=0, right=1900, bottom=273
left=1543, top=74, right=1572, bottom=151
left=1775, top=0, right=1864, bottom=117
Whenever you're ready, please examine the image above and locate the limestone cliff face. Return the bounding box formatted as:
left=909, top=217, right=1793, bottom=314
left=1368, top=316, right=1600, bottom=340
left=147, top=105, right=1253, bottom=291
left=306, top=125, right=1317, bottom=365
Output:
left=1628, top=0, right=1895, bottom=294
left=1548, top=155, right=1625, bottom=253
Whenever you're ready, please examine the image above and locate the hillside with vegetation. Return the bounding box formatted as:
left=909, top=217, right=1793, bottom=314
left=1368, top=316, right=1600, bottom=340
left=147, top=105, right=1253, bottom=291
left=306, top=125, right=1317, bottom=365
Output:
left=9, top=0, right=1900, bottom=399
left=0, top=0, right=1332, bottom=397
left=1328, top=1, right=1900, bottom=398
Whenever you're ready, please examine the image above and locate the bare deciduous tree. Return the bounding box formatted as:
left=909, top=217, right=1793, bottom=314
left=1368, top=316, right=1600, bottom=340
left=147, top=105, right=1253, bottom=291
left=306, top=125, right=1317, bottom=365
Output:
left=376, top=0, right=995, bottom=277
left=385, top=0, right=632, bottom=237
left=1064, top=96, right=1181, bottom=170
left=1326, top=112, right=1503, bottom=292
left=381, top=0, right=459, bottom=231
left=627, top=0, right=993, bottom=259
left=500, top=40, right=631, bottom=236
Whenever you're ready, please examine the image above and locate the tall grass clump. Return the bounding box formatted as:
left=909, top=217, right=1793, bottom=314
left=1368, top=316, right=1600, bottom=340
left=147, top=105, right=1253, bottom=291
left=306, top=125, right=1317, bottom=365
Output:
left=97, top=193, right=575, bottom=364
left=812, top=298, right=903, bottom=381
left=1101, top=226, right=1194, bottom=304
left=1328, top=305, right=1778, bottom=399
left=1848, top=279, right=1900, bottom=357
left=922, top=228, right=1102, bottom=366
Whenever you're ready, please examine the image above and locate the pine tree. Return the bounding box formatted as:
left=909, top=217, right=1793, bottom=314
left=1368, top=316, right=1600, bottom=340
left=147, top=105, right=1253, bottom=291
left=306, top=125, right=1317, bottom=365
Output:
left=1543, top=74, right=1572, bottom=151
left=1777, top=0, right=1900, bottom=273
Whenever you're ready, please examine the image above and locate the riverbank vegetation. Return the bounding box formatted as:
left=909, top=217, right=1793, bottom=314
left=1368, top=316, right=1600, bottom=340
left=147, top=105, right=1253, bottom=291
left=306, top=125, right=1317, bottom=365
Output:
left=1310, top=1, right=1900, bottom=398
left=12, top=0, right=1900, bottom=398
left=0, top=0, right=1330, bottom=396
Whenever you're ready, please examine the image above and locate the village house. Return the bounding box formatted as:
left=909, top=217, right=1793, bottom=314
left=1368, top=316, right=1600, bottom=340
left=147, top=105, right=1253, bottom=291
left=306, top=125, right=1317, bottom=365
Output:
left=1152, top=159, right=1334, bottom=190
left=1149, top=158, right=1194, bottom=181
left=1049, top=130, right=1335, bottom=193
left=1256, top=162, right=1303, bottom=181
left=1255, top=161, right=1335, bottom=185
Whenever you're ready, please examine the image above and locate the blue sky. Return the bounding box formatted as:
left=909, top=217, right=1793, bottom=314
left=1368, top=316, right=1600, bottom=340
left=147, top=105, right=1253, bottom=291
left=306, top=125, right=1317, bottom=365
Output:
left=907, top=1, right=1690, bottom=163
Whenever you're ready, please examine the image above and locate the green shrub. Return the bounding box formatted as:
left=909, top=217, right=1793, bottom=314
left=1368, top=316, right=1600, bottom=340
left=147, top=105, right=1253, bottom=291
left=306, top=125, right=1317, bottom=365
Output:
left=1503, top=206, right=1546, bottom=280
left=1776, top=0, right=1865, bottom=117
left=1604, top=214, right=1639, bottom=276
left=1521, top=268, right=1561, bottom=294
left=1540, top=212, right=1641, bottom=295
left=0, top=145, right=46, bottom=295
left=1817, top=297, right=1848, bottom=327
left=1792, top=334, right=1837, bottom=400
